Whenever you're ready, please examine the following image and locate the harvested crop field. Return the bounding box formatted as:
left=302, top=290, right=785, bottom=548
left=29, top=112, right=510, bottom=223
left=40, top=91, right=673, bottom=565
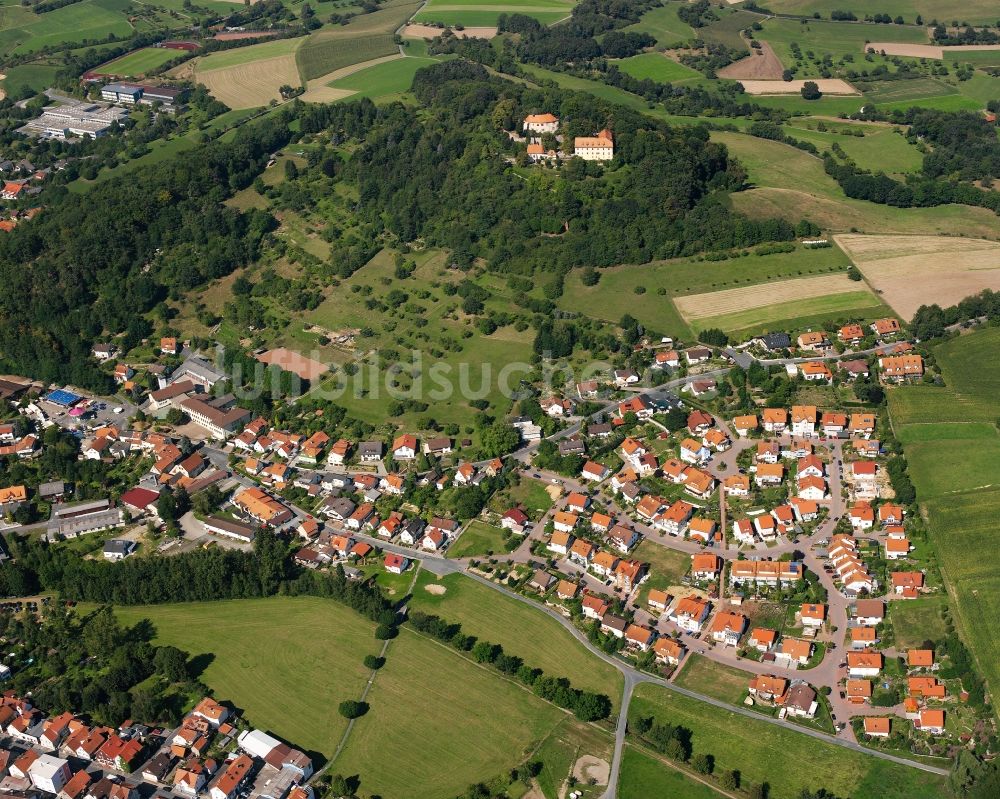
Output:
left=834, top=234, right=1000, bottom=319
left=738, top=78, right=858, bottom=94
left=256, top=347, right=329, bottom=381
left=866, top=42, right=1000, bottom=59
left=195, top=53, right=300, bottom=108
left=402, top=23, right=497, bottom=38
left=718, top=41, right=784, bottom=80
left=674, top=273, right=867, bottom=321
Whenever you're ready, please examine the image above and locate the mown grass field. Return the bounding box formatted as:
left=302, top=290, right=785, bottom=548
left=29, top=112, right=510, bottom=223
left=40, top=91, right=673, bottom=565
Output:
left=327, top=55, right=438, bottom=101
left=113, top=597, right=376, bottom=759
left=673, top=655, right=749, bottom=705
left=448, top=520, right=509, bottom=558
left=96, top=46, right=180, bottom=77
left=7, top=0, right=134, bottom=56
left=333, top=626, right=572, bottom=798
left=889, top=327, right=1000, bottom=717
left=615, top=52, right=700, bottom=83
left=197, top=37, right=304, bottom=72
left=718, top=131, right=1000, bottom=238
left=890, top=595, right=949, bottom=650
left=782, top=122, right=923, bottom=175
left=408, top=571, right=624, bottom=707
left=1, top=62, right=58, bottom=94
left=630, top=683, right=947, bottom=799
left=618, top=747, right=722, bottom=799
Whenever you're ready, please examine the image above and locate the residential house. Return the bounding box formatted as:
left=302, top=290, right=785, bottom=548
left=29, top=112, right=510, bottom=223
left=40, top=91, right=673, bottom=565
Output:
left=671, top=596, right=710, bottom=633
left=796, top=331, right=831, bottom=352
left=854, top=599, right=885, bottom=626
left=878, top=354, right=924, bottom=382
left=580, top=461, right=610, bottom=482
left=838, top=324, right=865, bottom=345
left=748, top=675, right=788, bottom=702
left=762, top=408, right=787, bottom=433
left=581, top=594, right=610, bottom=620
left=556, top=580, right=579, bottom=600
left=870, top=318, right=901, bottom=338
left=800, top=361, right=833, bottom=382
left=800, top=603, right=827, bottom=627
left=625, top=624, right=656, bottom=652
left=709, top=610, right=748, bottom=646
left=382, top=552, right=410, bottom=574
left=748, top=627, right=778, bottom=652
left=573, top=129, right=614, bottom=160
left=391, top=434, right=417, bottom=460
left=847, top=651, right=883, bottom=678
left=733, top=415, right=758, bottom=436
left=783, top=683, right=818, bottom=719
left=653, top=637, right=685, bottom=666
left=500, top=507, right=529, bottom=535
left=590, top=551, right=619, bottom=579
left=548, top=530, right=575, bottom=555
left=777, top=638, right=813, bottom=668
left=917, top=709, right=945, bottom=735
left=791, top=406, right=817, bottom=438
left=685, top=346, right=711, bottom=364
left=523, top=113, right=559, bottom=134
left=607, top=524, right=639, bottom=553
left=691, top=553, right=722, bottom=581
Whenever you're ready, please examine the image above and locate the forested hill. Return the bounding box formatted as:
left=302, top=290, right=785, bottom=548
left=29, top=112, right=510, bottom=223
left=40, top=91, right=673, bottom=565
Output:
left=0, top=61, right=797, bottom=388
left=299, top=61, right=795, bottom=277
left=0, top=114, right=292, bottom=391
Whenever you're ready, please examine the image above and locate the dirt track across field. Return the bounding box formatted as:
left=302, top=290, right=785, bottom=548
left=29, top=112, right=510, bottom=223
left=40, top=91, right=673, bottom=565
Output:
left=834, top=234, right=1000, bottom=319
left=402, top=23, right=497, bottom=38
left=738, top=78, right=858, bottom=95
left=718, top=41, right=784, bottom=80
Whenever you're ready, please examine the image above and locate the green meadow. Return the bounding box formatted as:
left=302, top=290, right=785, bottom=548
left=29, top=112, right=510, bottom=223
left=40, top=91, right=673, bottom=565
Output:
left=889, top=327, right=1000, bottom=717
left=630, top=683, right=946, bottom=799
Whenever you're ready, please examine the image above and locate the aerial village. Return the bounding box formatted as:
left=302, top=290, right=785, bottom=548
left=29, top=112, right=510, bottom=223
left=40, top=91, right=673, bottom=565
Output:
left=0, top=305, right=978, bottom=764
left=0, top=693, right=314, bottom=799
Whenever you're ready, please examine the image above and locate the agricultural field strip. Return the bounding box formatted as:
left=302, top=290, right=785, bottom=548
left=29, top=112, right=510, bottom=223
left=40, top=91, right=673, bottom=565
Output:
left=673, top=273, right=872, bottom=321
left=835, top=234, right=1000, bottom=319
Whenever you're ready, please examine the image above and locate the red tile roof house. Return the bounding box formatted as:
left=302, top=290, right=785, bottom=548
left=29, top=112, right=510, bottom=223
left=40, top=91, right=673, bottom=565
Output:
left=624, top=624, right=656, bottom=652
left=500, top=507, right=529, bottom=534
left=191, top=697, right=229, bottom=727
left=209, top=754, right=254, bottom=799
left=384, top=553, right=409, bottom=574
left=709, top=612, right=747, bottom=647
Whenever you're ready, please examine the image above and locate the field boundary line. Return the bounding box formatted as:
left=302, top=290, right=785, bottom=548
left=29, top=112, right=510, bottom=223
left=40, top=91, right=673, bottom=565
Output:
left=319, top=562, right=424, bottom=777
left=626, top=741, right=740, bottom=799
